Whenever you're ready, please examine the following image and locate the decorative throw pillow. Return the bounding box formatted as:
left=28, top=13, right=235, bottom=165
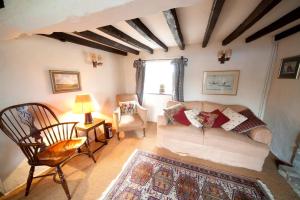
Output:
left=173, top=108, right=191, bottom=126
left=198, top=112, right=218, bottom=128
left=184, top=109, right=203, bottom=128
left=232, top=109, right=266, bottom=133
left=211, top=109, right=230, bottom=128
left=163, top=104, right=183, bottom=124
left=221, top=108, right=248, bottom=131
left=119, top=101, right=136, bottom=115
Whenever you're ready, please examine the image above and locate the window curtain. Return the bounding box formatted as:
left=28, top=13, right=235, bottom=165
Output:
left=134, top=59, right=146, bottom=105
left=171, top=57, right=187, bottom=101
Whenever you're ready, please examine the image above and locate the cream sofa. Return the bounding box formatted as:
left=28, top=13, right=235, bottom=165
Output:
left=157, top=101, right=272, bottom=171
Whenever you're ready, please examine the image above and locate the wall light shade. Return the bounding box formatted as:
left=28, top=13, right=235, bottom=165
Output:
left=73, top=94, right=95, bottom=124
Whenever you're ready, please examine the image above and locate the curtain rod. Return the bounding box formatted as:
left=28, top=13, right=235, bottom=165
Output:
left=137, top=56, right=188, bottom=62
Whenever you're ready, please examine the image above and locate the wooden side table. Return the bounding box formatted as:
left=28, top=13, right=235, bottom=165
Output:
left=75, top=118, right=108, bottom=153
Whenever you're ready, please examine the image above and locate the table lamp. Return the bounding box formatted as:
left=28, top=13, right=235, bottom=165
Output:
left=73, top=94, right=95, bottom=124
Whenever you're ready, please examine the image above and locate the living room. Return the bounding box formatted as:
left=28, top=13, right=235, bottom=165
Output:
left=0, top=0, right=300, bottom=199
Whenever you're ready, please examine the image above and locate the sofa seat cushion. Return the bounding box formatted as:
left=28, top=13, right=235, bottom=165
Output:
left=119, top=114, right=144, bottom=130
left=203, top=128, right=269, bottom=157
left=158, top=124, right=204, bottom=145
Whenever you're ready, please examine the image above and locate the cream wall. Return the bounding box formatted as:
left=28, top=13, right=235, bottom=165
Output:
left=120, top=38, right=274, bottom=116
left=264, top=32, right=300, bottom=163
left=0, top=35, right=123, bottom=192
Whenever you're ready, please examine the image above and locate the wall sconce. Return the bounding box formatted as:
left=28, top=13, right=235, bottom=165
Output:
left=218, top=49, right=232, bottom=64
left=90, top=53, right=103, bottom=68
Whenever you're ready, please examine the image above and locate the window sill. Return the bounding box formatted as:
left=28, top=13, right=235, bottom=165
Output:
left=144, top=93, right=172, bottom=96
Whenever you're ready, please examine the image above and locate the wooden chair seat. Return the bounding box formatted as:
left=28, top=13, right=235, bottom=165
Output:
left=37, top=137, right=87, bottom=167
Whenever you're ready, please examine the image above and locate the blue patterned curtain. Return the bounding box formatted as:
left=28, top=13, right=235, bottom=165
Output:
left=171, top=57, right=187, bottom=102
left=134, top=59, right=146, bottom=105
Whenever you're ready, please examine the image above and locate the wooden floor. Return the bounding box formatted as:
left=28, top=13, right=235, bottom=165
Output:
left=1, top=122, right=298, bottom=200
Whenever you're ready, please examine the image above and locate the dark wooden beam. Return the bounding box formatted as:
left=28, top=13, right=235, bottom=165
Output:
left=222, top=0, right=281, bottom=46
left=274, top=24, right=300, bottom=41
left=246, top=6, right=300, bottom=43
left=74, top=30, right=139, bottom=55
left=98, top=25, right=153, bottom=54
left=40, top=32, right=127, bottom=56
left=0, top=0, right=4, bottom=9
left=126, top=18, right=168, bottom=51
left=163, top=9, right=185, bottom=50
left=202, top=0, right=225, bottom=47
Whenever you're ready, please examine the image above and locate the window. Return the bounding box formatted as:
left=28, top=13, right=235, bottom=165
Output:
left=143, top=60, right=174, bottom=95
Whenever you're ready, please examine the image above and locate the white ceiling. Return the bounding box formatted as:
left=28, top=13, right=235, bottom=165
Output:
left=0, top=0, right=299, bottom=52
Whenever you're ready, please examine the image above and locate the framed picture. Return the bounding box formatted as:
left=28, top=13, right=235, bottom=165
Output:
left=49, top=70, right=81, bottom=93
left=203, top=70, right=240, bottom=95
left=278, top=55, right=300, bottom=79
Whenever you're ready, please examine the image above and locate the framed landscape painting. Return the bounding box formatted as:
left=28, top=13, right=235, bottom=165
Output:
left=49, top=70, right=81, bottom=93
left=203, top=70, right=240, bottom=95
left=278, top=55, right=300, bottom=79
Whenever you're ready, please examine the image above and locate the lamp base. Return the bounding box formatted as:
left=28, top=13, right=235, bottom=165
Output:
left=84, top=113, right=93, bottom=124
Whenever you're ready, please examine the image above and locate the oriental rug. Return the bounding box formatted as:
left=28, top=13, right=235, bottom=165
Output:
left=100, top=150, right=273, bottom=200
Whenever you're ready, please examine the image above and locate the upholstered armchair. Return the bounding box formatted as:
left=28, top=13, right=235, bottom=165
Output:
left=113, top=94, right=147, bottom=140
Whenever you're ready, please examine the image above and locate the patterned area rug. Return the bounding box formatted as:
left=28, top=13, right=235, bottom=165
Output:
left=100, top=150, right=272, bottom=200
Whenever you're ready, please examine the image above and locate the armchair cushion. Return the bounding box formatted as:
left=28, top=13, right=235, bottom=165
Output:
left=119, top=101, right=137, bottom=115
left=119, top=114, right=144, bottom=131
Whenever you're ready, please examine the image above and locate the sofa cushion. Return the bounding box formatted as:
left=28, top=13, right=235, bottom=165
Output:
left=221, top=108, right=248, bottom=131
left=158, top=123, right=204, bottom=145
left=211, top=109, right=230, bottom=128
left=198, top=112, right=218, bottom=128
left=184, top=109, right=203, bottom=128
left=173, top=108, right=191, bottom=126
left=203, top=128, right=269, bottom=157
left=202, top=101, right=226, bottom=112
left=164, top=103, right=183, bottom=124
left=232, top=109, right=266, bottom=133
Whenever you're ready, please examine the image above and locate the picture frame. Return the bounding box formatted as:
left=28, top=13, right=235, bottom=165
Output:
left=278, top=55, right=300, bottom=79
left=203, top=70, right=240, bottom=95
left=49, top=70, right=81, bottom=94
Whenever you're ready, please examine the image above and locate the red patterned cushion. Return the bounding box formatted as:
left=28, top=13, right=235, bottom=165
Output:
left=211, top=109, right=230, bottom=128
left=173, top=108, right=191, bottom=126
left=198, top=112, right=218, bottom=128
left=232, top=109, right=266, bottom=133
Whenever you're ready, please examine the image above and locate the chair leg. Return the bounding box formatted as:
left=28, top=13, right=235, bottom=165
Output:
left=85, top=142, right=96, bottom=163
left=143, top=128, right=146, bottom=137
left=25, top=166, right=35, bottom=196
left=56, top=166, right=71, bottom=200
left=117, top=132, right=120, bottom=140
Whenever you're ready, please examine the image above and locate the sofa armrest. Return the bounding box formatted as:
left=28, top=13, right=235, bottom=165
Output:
left=137, top=104, right=147, bottom=125
left=157, top=115, right=168, bottom=126
left=248, top=127, right=272, bottom=145
left=113, top=107, right=121, bottom=131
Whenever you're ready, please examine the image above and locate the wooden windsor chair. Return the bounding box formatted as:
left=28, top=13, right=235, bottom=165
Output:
left=0, top=103, right=96, bottom=199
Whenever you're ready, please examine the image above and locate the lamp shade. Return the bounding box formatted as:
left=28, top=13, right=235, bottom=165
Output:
left=73, top=94, right=95, bottom=114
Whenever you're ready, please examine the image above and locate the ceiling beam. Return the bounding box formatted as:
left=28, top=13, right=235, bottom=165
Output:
left=246, top=6, right=300, bottom=43
left=126, top=18, right=168, bottom=51
left=98, top=25, right=153, bottom=54
left=40, top=32, right=127, bottom=56
left=274, top=24, right=300, bottom=41
left=74, top=30, right=139, bottom=55
left=222, top=0, right=281, bottom=46
left=163, top=9, right=185, bottom=50
left=202, top=0, right=225, bottom=48
left=0, top=0, right=4, bottom=9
